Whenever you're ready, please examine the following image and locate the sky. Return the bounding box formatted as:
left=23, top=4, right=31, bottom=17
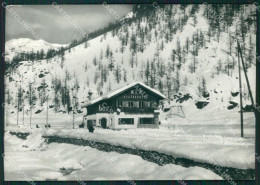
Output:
left=5, top=5, right=133, bottom=44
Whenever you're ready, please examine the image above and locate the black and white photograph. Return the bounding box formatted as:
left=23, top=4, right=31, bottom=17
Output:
left=2, top=2, right=258, bottom=182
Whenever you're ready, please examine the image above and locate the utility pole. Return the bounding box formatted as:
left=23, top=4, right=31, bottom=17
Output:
left=17, top=86, right=22, bottom=126
left=72, top=88, right=75, bottom=129
left=237, top=40, right=257, bottom=138
left=17, top=92, right=19, bottom=126
left=46, top=95, right=49, bottom=127
left=22, top=101, right=25, bottom=125
left=29, top=82, right=32, bottom=128
left=5, top=91, right=7, bottom=127
left=237, top=41, right=255, bottom=111
left=5, top=107, right=8, bottom=127
left=238, top=44, right=244, bottom=137
left=22, top=76, right=24, bottom=125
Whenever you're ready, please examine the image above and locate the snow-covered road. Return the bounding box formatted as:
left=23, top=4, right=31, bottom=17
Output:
left=44, top=126, right=255, bottom=170
left=43, top=134, right=254, bottom=180
left=4, top=131, right=222, bottom=180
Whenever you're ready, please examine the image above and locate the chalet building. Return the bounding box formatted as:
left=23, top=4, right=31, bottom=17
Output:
left=81, top=82, right=166, bottom=129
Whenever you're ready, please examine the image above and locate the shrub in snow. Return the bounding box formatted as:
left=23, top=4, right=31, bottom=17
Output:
left=174, top=93, right=193, bottom=103
left=227, top=101, right=238, bottom=110
left=231, top=91, right=239, bottom=97
left=163, top=108, right=170, bottom=112
left=35, top=109, right=42, bottom=114
left=195, top=101, right=209, bottom=109
left=79, top=123, right=84, bottom=128
left=202, top=91, right=210, bottom=98
left=77, top=109, right=83, bottom=114
left=45, top=124, right=51, bottom=128
left=243, top=105, right=254, bottom=112
left=38, top=73, right=45, bottom=78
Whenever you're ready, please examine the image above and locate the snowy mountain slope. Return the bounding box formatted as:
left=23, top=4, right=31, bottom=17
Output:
left=4, top=4, right=256, bottom=126
left=4, top=38, right=67, bottom=62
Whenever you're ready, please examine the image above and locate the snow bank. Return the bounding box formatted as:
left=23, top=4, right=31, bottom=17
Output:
left=4, top=135, right=222, bottom=180
left=43, top=126, right=254, bottom=170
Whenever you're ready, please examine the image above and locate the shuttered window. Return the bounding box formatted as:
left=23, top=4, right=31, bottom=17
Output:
left=117, top=101, right=123, bottom=107
left=150, top=101, right=157, bottom=108
left=122, top=101, right=128, bottom=107
left=128, top=102, right=134, bottom=107
left=133, top=101, right=139, bottom=108
left=144, top=101, right=150, bottom=107
left=139, top=102, right=144, bottom=108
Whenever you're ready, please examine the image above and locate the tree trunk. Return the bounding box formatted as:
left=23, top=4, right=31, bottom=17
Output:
left=17, top=93, right=19, bottom=126
left=22, top=102, right=24, bottom=125
left=46, top=96, right=49, bottom=127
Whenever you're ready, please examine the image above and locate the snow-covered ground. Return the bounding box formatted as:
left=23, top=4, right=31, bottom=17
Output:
left=3, top=4, right=256, bottom=181
left=4, top=130, right=222, bottom=180
left=43, top=124, right=254, bottom=170
left=4, top=101, right=255, bottom=180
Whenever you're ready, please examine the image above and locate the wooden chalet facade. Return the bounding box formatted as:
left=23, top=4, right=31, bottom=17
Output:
left=81, top=82, right=166, bottom=129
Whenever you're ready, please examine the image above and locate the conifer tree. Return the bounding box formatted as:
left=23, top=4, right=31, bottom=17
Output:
left=114, top=65, right=121, bottom=84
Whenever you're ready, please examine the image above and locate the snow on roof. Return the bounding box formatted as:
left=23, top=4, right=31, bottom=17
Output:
left=81, top=81, right=166, bottom=108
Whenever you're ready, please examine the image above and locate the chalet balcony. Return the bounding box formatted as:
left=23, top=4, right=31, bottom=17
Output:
left=119, top=107, right=156, bottom=114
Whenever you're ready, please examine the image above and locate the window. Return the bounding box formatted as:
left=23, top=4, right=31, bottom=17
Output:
left=118, top=118, right=134, bottom=125
left=117, top=101, right=123, bottom=107
left=150, top=101, right=157, bottom=108
left=146, top=101, right=156, bottom=108
left=122, top=101, right=128, bottom=107
left=133, top=101, right=139, bottom=108
left=139, top=102, right=144, bottom=108
left=139, top=118, right=154, bottom=124
left=144, top=101, right=150, bottom=107
left=128, top=102, right=134, bottom=108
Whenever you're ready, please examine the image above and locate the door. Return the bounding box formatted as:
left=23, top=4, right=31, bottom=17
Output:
left=101, top=118, right=107, bottom=129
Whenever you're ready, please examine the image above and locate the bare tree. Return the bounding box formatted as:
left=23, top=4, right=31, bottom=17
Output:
left=216, top=59, right=222, bottom=75
left=114, top=65, right=122, bottom=84
left=16, top=86, right=23, bottom=126
left=28, top=81, right=37, bottom=128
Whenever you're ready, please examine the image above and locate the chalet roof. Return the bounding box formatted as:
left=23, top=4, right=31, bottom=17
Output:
left=81, top=81, right=166, bottom=108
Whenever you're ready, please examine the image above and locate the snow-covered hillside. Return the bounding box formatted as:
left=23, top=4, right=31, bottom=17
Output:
left=5, top=38, right=67, bottom=63
left=4, top=4, right=257, bottom=180
left=4, top=4, right=256, bottom=127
